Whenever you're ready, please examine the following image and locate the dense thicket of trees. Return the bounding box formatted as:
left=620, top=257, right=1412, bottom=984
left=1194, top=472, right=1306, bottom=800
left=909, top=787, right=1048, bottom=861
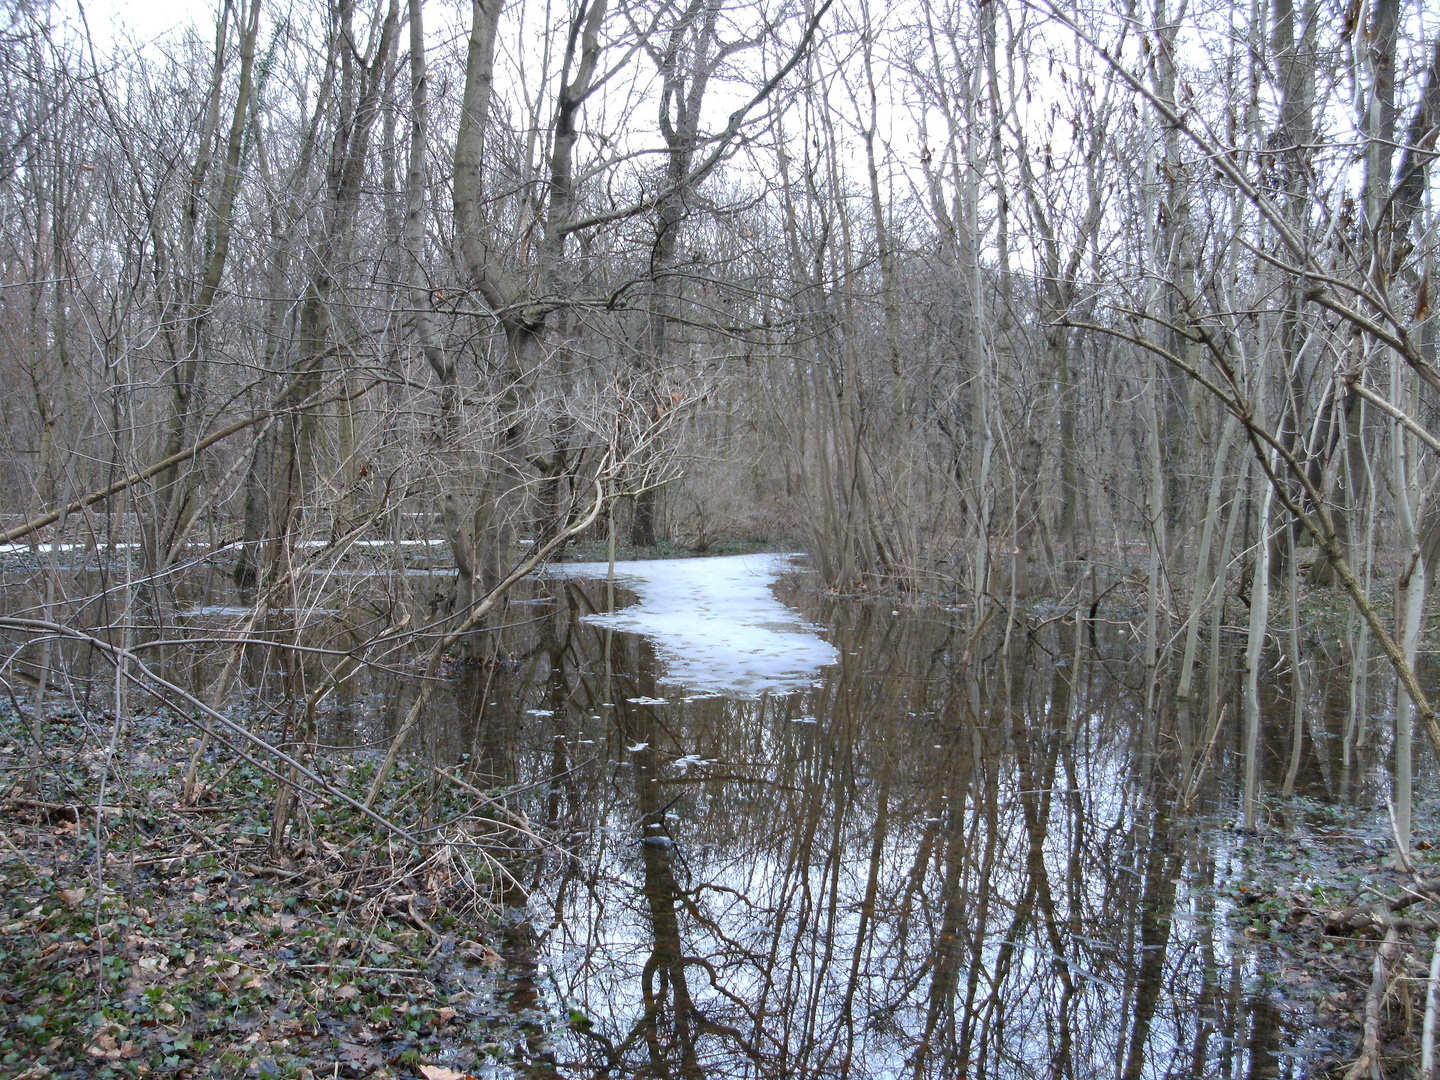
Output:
left=5, top=0, right=1440, bottom=848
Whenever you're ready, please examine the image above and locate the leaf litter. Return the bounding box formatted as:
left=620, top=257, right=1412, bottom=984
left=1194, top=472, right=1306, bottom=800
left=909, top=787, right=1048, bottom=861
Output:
left=0, top=706, right=532, bottom=1079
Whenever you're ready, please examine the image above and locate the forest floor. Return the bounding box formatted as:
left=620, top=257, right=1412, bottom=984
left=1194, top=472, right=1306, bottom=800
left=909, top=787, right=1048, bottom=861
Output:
left=1223, top=792, right=1440, bottom=1076
left=0, top=707, right=525, bottom=1080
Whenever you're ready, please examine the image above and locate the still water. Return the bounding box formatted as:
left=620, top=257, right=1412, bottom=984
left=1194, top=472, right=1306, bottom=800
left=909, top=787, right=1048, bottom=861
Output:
left=304, top=553, right=1376, bottom=1079
left=3, top=547, right=1380, bottom=1076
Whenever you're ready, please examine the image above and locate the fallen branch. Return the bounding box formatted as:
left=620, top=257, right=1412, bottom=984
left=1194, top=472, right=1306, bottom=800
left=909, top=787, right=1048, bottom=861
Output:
left=1323, top=883, right=1440, bottom=935
left=2, top=797, right=122, bottom=821
left=1345, top=918, right=1403, bottom=1080
left=1389, top=796, right=1418, bottom=875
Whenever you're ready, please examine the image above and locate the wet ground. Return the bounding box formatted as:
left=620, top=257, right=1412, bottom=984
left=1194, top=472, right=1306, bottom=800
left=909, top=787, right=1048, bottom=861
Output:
left=1, top=548, right=1421, bottom=1077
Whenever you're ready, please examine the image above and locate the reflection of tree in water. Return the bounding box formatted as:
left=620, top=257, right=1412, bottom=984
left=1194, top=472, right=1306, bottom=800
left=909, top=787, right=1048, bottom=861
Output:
left=413, top=582, right=1308, bottom=1077
left=631, top=639, right=732, bottom=1077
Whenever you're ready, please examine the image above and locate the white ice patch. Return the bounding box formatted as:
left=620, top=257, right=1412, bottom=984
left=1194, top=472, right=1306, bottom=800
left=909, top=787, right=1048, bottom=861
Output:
left=544, top=553, right=838, bottom=697
left=0, top=542, right=141, bottom=554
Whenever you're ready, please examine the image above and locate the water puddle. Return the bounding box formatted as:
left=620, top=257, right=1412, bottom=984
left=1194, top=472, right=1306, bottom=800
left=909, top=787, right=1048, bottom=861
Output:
left=1, top=549, right=1391, bottom=1076
left=322, top=568, right=1382, bottom=1078
left=179, top=605, right=338, bottom=619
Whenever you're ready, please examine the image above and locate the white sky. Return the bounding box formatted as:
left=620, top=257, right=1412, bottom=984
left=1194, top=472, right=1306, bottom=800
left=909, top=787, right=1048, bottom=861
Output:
left=56, top=0, right=1440, bottom=287
left=70, top=0, right=205, bottom=50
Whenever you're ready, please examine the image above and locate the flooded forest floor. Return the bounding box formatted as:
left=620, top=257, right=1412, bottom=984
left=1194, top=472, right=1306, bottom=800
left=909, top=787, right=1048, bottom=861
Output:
left=3, top=553, right=1440, bottom=1078
left=8, top=734, right=1440, bottom=1078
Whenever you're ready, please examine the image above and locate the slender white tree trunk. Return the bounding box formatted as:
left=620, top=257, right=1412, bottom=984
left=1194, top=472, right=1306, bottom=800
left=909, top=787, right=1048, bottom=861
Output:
left=1391, top=341, right=1425, bottom=857
left=1178, top=414, right=1239, bottom=701
left=1244, top=431, right=1275, bottom=830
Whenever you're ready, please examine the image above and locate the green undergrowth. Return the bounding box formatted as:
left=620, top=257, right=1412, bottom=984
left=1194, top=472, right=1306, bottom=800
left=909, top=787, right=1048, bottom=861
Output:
left=0, top=706, right=525, bottom=1079
left=1207, top=792, right=1440, bottom=1075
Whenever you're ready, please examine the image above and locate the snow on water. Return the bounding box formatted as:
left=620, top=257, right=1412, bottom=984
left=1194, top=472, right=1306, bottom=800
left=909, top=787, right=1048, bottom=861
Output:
left=0, top=542, right=141, bottom=555
left=544, top=553, right=838, bottom=697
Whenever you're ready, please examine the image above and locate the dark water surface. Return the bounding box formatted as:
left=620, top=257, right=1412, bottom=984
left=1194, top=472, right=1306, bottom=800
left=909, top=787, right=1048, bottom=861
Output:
left=317, top=555, right=1385, bottom=1079
left=2, top=549, right=1397, bottom=1077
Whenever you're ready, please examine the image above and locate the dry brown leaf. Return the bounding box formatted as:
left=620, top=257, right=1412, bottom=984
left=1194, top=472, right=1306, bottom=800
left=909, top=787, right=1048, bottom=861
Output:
left=418, top=1066, right=469, bottom=1080
left=459, top=941, right=502, bottom=966
left=87, top=1034, right=117, bottom=1058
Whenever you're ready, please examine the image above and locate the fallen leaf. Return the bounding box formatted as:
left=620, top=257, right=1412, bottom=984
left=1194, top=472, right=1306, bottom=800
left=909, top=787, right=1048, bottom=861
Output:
left=333, top=984, right=359, bottom=1000
left=458, top=941, right=502, bottom=965
left=59, top=887, right=86, bottom=908
left=337, top=1042, right=382, bottom=1069
left=419, top=1067, right=469, bottom=1080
